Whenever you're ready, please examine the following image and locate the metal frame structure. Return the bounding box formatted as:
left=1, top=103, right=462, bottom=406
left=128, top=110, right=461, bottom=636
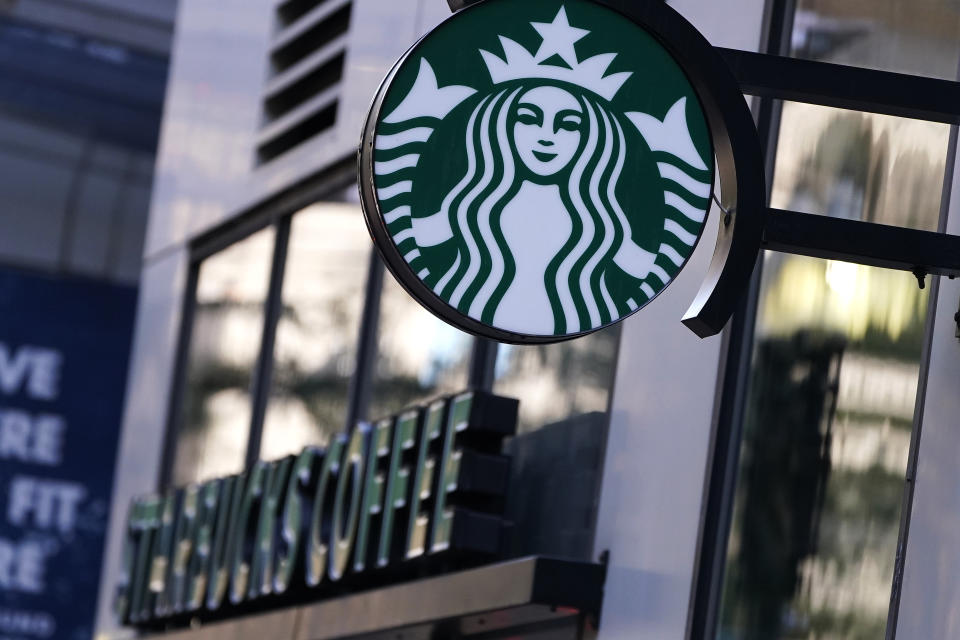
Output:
left=727, top=49, right=960, bottom=280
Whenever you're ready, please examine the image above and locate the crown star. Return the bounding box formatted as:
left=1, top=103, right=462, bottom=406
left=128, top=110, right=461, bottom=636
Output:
left=532, top=7, right=588, bottom=67
left=479, top=4, right=632, bottom=101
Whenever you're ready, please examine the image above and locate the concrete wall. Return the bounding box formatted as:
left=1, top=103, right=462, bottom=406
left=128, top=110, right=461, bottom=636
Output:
left=591, top=2, right=766, bottom=639
left=0, top=1, right=175, bottom=284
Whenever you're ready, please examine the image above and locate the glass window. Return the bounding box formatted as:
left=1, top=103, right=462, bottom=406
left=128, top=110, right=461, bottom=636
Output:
left=717, top=255, right=927, bottom=639
left=366, top=269, right=473, bottom=420
left=0, top=147, right=73, bottom=267
left=493, top=327, right=620, bottom=434
left=259, top=202, right=371, bottom=461
left=791, top=0, right=960, bottom=79
left=716, top=98, right=947, bottom=637
left=170, top=226, right=275, bottom=485
left=495, top=328, right=620, bottom=564
left=772, top=103, right=950, bottom=231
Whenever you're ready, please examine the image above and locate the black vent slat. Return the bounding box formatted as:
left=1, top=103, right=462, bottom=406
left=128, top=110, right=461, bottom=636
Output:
left=277, top=0, right=331, bottom=27
left=265, top=35, right=347, bottom=100
left=258, top=86, right=339, bottom=146
left=273, top=0, right=351, bottom=54
left=258, top=100, right=338, bottom=162
left=271, top=3, right=351, bottom=74
left=264, top=51, right=345, bottom=120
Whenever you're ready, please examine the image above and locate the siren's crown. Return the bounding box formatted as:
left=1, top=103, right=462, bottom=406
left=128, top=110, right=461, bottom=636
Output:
left=480, top=6, right=632, bottom=101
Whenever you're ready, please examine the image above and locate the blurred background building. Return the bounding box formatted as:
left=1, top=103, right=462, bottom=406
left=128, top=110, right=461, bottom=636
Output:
left=0, top=2, right=175, bottom=640
left=0, top=0, right=173, bottom=281
left=0, top=0, right=956, bottom=639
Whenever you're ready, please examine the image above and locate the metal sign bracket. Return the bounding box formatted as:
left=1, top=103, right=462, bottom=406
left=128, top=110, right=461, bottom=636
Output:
left=447, top=0, right=482, bottom=12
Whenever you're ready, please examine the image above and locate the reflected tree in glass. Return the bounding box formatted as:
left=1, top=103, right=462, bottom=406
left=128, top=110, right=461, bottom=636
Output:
left=260, top=202, right=371, bottom=462
left=172, top=226, right=276, bottom=485
left=494, top=326, right=619, bottom=433
left=719, top=257, right=927, bottom=639
left=791, top=0, right=960, bottom=80
left=367, top=270, right=473, bottom=420
left=773, top=105, right=947, bottom=232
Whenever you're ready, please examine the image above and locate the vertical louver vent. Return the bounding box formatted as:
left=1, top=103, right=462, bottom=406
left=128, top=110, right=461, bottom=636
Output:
left=257, top=0, right=352, bottom=163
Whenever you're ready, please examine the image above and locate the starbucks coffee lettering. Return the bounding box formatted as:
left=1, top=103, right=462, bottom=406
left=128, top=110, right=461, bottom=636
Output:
left=114, top=391, right=518, bottom=626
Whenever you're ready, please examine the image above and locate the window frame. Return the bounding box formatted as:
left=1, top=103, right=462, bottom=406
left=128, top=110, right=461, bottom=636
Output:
left=157, top=159, right=503, bottom=489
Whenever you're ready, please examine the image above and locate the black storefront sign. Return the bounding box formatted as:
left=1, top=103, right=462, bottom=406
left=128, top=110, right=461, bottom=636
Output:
left=115, top=390, right=518, bottom=628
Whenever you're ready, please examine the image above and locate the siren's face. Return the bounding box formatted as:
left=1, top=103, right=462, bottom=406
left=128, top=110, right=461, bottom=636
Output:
left=512, top=86, right=584, bottom=177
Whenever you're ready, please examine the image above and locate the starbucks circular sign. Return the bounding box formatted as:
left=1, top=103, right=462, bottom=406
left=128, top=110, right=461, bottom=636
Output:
left=360, top=0, right=727, bottom=343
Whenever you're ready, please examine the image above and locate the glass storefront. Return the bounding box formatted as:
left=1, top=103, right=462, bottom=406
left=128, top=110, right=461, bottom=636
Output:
left=713, top=5, right=953, bottom=632
left=166, top=184, right=620, bottom=489
left=712, top=0, right=958, bottom=634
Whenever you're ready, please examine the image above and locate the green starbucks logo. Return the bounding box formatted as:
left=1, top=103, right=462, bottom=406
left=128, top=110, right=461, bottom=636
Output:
left=362, top=0, right=715, bottom=341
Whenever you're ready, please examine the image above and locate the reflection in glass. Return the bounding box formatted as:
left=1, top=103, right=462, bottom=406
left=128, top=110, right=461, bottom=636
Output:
left=772, top=103, right=949, bottom=231
left=260, top=203, right=371, bottom=462
left=718, top=39, right=947, bottom=629
left=718, top=255, right=926, bottom=639
left=171, top=226, right=275, bottom=485
left=367, top=270, right=473, bottom=420
left=791, top=0, right=960, bottom=79
left=494, top=326, right=619, bottom=433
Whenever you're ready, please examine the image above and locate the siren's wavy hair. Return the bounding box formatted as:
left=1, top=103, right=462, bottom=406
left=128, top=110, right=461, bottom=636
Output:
left=433, top=82, right=633, bottom=333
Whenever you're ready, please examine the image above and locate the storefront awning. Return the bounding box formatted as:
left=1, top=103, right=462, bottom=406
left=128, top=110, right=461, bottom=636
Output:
left=140, top=556, right=605, bottom=640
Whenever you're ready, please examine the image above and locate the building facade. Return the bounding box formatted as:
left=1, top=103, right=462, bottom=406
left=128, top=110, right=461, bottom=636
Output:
left=94, top=0, right=960, bottom=639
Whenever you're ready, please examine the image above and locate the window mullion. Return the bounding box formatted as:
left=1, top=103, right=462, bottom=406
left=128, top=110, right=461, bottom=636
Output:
left=344, top=252, right=386, bottom=430
left=156, top=261, right=201, bottom=490
left=468, top=338, right=498, bottom=391
left=245, top=216, right=292, bottom=469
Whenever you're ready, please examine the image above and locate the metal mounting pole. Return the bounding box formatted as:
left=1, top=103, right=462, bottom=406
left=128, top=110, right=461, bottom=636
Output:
left=447, top=0, right=482, bottom=11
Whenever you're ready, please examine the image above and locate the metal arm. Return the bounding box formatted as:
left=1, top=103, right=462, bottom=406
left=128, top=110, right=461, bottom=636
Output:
left=447, top=0, right=482, bottom=12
